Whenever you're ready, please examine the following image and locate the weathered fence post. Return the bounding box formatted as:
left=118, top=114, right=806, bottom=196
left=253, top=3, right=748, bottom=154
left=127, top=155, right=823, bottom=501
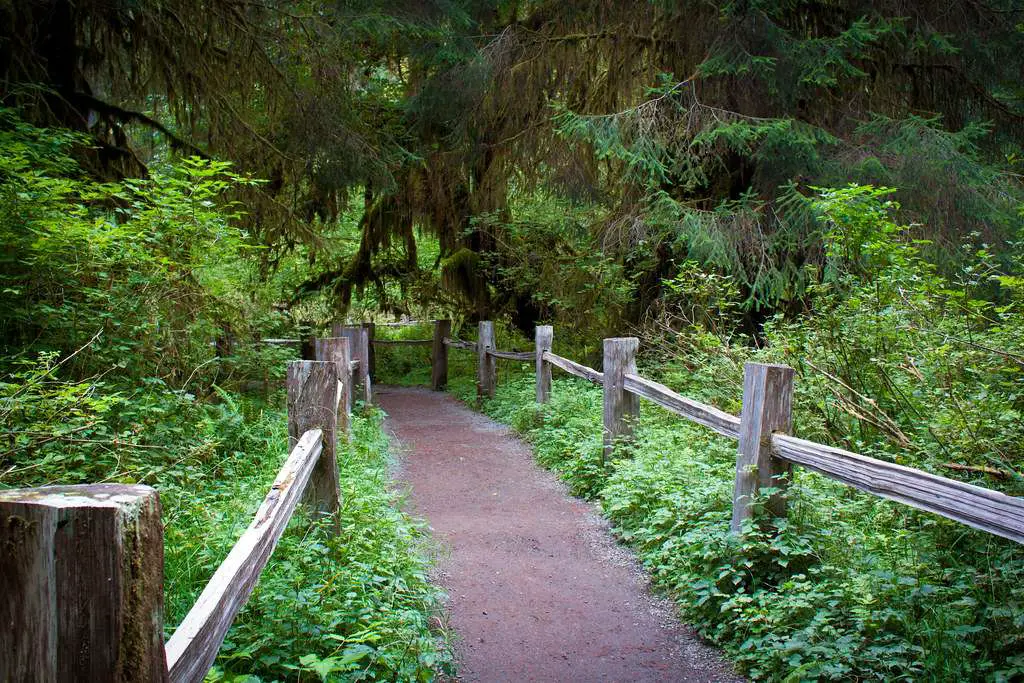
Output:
left=431, top=319, right=451, bottom=391
left=315, top=337, right=352, bottom=439
left=477, top=320, right=496, bottom=400
left=334, top=324, right=372, bottom=405
left=287, top=360, right=341, bottom=525
left=535, top=325, right=553, bottom=404
left=299, top=321, right=316, bottom=360
left=0, top=484, right=169, bottom=682
left=362, top=322, right=376, bottom=379
left=602, top=337, right=639, bottom=462
left=731, top=362, right=795, bottom=533
left=214, top=323, right=234, bottom=359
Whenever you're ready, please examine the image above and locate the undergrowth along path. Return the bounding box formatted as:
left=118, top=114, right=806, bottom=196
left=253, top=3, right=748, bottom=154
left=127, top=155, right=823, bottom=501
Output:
left=378, top=386, right=741, bottom=682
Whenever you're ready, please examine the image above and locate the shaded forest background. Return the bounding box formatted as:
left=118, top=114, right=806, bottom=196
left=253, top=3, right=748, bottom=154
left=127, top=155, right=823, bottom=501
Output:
left=5, top=0, right=1022, bottom=333
left=2, top=1, right=1023, bottom=681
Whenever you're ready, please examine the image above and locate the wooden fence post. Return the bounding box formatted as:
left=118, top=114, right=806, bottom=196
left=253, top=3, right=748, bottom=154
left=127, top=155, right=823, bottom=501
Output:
left=357, top=326, right=371, bottom=403
left=602, top=337, right=639, bottom=463
left=731, top=362, right=795, bottom=533
left=287, top=360, right=341, bottom=525
left=214, top=323, right=234, bottom=360
left=334, top=324, right=372, bottom=405
left=535, top=325, right=553, bottom=404
left=431, top=319, right=451, bottom=391
left=0, top=484, right=168, bottom=682
left=315, top=337, right=352, bottom=439
left=362, top=322, right=376, bottom=379
left=298, top=321, right=316, bottom=360
left=477, top=320, right=496, bottom=400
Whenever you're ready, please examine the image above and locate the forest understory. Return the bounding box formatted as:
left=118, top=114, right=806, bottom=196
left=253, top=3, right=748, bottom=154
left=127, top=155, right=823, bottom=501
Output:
left=2, top=0, right=1023, bottom=680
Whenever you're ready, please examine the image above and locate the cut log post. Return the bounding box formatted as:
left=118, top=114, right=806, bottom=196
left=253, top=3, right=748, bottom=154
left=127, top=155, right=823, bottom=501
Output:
left=362, top=322, right=376, bottom=379
left=535, top=325, right=553, bottom=404
left=0, top=484, right=168, bottom=682
left=334, top=324, right=372, bottom=405
left=357, top=326, right=372, bottom=403
left=602, top=337, right=639, bottom=463
left=431, top=319, right=451, bottom=391
left=314, top=337, right=352, bottom=439
left=731, top=362, right=795, bottom=533
left=477, top=320, right=496, bottom=400
left=287, top=360, right=341, bottom=524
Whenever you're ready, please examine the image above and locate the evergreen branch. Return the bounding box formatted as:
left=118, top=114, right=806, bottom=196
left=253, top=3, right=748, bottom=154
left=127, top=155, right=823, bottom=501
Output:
left=214, top=93, right=295, bottom=162
left=64, top=91, right=208, bottom=157
left=576, top=73, right=699, bottom=121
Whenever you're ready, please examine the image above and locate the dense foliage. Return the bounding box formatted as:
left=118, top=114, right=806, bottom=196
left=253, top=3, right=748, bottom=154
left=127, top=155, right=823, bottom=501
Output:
left=0, top=112, right=450, bottom=681
left=3, top=1, right=1024, bottom=680
left=4, top=1, right=1021, bottom=326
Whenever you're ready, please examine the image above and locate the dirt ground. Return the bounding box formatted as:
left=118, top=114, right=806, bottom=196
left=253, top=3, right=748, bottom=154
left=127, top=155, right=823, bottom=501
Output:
left=377, top=386, right=743, bottom=683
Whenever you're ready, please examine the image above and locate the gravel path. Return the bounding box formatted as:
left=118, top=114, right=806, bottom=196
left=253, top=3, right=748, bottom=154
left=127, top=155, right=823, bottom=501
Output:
left=378, top=386, right=743, bottom=683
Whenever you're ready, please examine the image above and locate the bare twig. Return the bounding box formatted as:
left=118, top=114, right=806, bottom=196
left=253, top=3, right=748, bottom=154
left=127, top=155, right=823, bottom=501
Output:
left=941, top=462, right=1019, bottom=480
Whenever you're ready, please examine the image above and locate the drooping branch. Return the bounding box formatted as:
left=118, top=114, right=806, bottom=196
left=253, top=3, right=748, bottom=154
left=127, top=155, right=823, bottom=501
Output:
left=64, top=91, right=207, bottom=157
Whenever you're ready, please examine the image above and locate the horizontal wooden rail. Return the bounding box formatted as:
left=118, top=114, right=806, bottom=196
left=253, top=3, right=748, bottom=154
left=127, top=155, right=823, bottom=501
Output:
left=372, top=339, right=432, bottom=346
left=487, top=349, right=534, bottom=361
left=772, top=434, right=1024, bottom=544
left=165, top=429, right=325, bottom=683
left=623, top=373, right=741, bottom=439
left=443, top=337, right=478, bottom=351
left=260, top=338, right=301, bottom=345
left=543, top=351, right=604, bottom=385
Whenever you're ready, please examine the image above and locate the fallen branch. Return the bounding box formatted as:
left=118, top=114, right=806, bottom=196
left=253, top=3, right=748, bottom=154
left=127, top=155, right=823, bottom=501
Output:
left=941, top=462, right=1013, bottom=480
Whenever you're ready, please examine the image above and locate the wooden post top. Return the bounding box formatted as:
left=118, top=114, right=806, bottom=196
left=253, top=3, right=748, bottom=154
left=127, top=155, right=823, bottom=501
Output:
left=743, top=361, right=793, bottom=371
left=0, top=484, right=157, bottom=509
left=1, top=482, right=167, bottom=683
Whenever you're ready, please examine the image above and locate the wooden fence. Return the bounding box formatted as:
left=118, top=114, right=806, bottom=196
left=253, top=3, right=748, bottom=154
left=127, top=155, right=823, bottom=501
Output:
left=1, top=332, right=371, bottom=682
left=6, top=317, right=1022, bottom=680
left=430, top=319, right=1024, bottom=544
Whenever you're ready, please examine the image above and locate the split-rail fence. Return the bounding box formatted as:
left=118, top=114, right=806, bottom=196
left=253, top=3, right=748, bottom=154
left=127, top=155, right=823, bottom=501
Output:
left=428, top=320, right=1023, bottom=543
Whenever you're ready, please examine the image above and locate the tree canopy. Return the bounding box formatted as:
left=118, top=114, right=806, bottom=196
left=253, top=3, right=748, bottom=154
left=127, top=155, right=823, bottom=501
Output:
left=4, top=0, right=1020, bottom=327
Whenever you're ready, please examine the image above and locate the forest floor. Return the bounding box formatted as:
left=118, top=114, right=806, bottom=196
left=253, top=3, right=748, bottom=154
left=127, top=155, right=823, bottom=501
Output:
left=378, top=386, right=743, bottom=682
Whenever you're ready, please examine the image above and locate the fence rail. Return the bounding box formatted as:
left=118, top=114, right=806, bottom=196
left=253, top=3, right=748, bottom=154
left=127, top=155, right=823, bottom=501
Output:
left=543, top=351, right=604, bottom=385
left=488, top=349, right=534, bottom=361
left=165, top=429, right=325, bottom=682
left=622, top=373, right=740, bottom=440
left=772, top=434, right=1024, bottom=543
left=373, top=338, right=432, bottom=346
left=443, top=336, right=477, bottom=351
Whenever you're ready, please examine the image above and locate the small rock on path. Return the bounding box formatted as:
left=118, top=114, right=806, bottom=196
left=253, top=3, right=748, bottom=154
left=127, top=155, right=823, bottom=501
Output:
left=378, top=386, right=743, bottom=683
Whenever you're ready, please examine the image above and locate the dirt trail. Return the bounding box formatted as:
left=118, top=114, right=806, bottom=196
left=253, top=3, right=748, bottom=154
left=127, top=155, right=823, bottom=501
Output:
left=377, top=386, right=742, bottom=683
